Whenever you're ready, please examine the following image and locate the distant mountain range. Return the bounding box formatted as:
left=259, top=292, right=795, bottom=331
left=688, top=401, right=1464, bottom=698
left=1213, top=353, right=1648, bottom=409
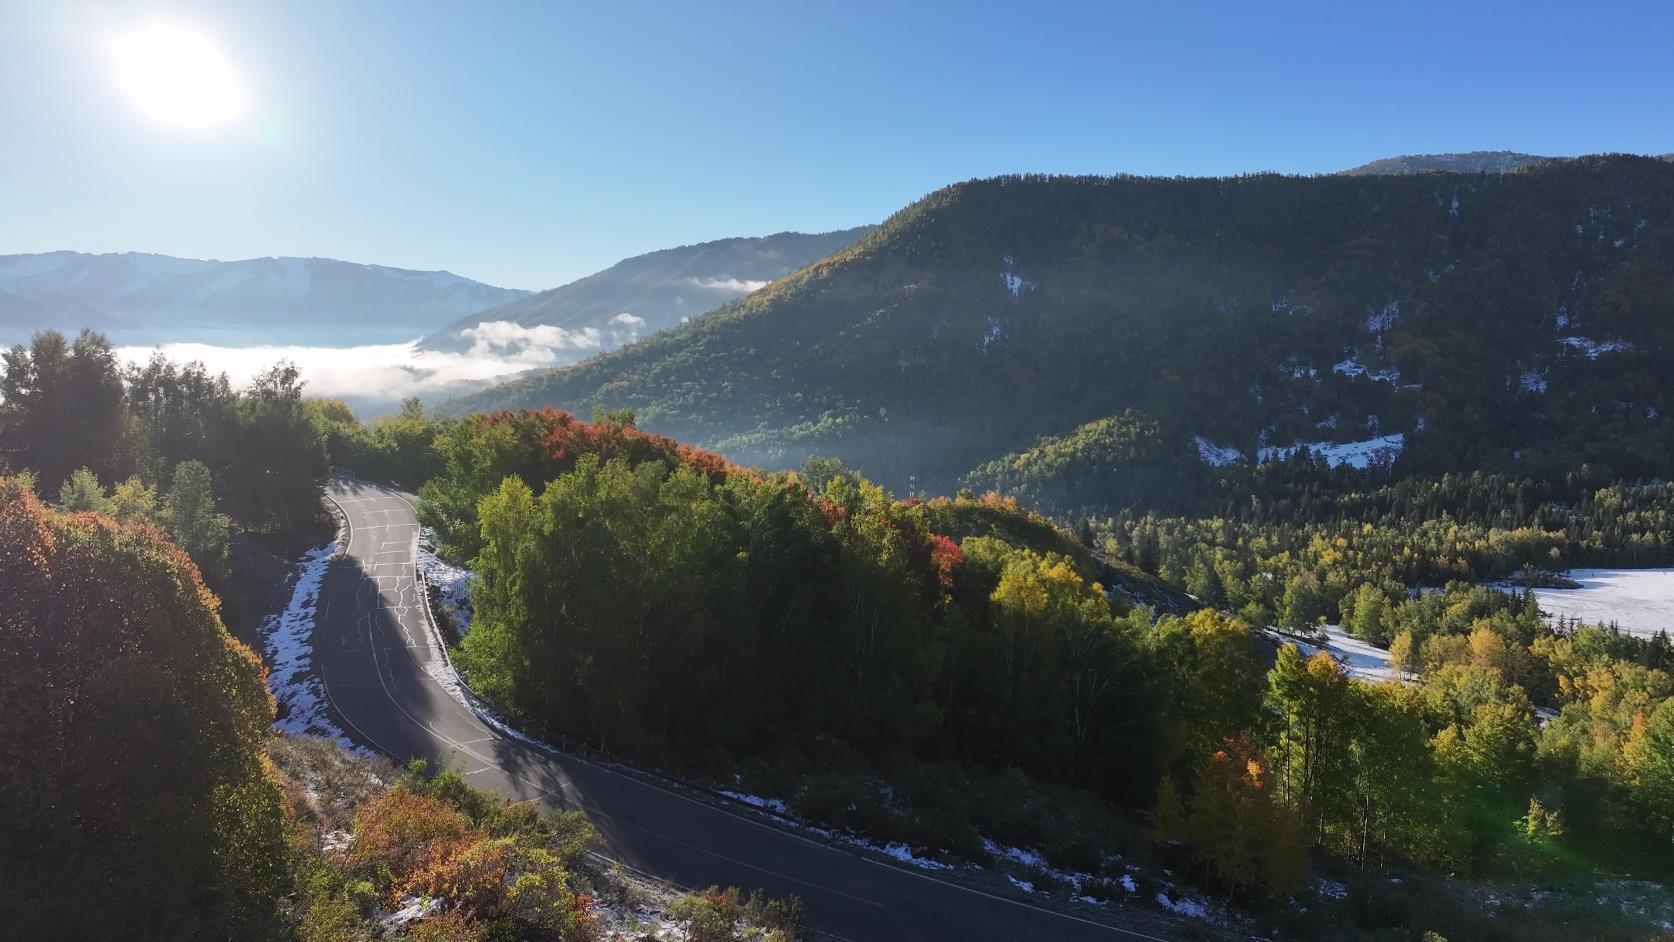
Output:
left=450, top=154, right=1674, bottom=511
left=418, top=228, right=873, bottom=365
left=0, top=251, right=528, bottom=346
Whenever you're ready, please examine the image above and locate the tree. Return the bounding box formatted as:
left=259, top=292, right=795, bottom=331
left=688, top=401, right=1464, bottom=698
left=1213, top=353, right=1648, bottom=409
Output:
left=163, top=459, right=231, bottom=584
left=1156, top=734, right=1308, bottom=899
left=0, top=329, right=131, bottom=490
left=109, top=475, right=160, bottom=522
left=57, top=466, right=111, bottom=513
left=0, top=476, right=287, bottom=938
left=1267, top=644, right=1356, bottom=842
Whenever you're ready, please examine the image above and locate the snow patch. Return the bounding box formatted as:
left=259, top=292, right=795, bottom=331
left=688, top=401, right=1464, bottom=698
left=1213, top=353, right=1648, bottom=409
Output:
left=874, top=842, right=953, bottom=871
left=1258, top=433, right=1405, bottom=469
left=384, top=895, right=440, bottom=927
left=1366, top=300, right=1399, bottom=335
left=417, top=529, right=474, bottom=636
left=1266, top=627, right=1397, bottom=683
left=1008, top=875, right=1036, bottom=893
left=263, top=535, right=367, bottom=752
left=1521, top=369, right=1549, bottom=393
left=1194, top=436, right=1242, bottom=467
left=718, top=789, right=792, bottom=817
left=1559, top=336, right=1632, bottom=358
left=1155, top=891, right=1210, bottom=919
left=1333, top=354, right=1400, bottom=383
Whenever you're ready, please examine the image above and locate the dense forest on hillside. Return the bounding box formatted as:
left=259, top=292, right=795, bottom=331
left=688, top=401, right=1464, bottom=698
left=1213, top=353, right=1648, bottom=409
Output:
left=453, top=156, right=1674, bottom=515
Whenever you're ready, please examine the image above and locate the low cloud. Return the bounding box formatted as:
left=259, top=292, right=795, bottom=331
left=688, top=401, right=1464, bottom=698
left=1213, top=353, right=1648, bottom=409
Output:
left=115, top=318, right=651, bottom=415
left=688, top=276, right=769, bottom=294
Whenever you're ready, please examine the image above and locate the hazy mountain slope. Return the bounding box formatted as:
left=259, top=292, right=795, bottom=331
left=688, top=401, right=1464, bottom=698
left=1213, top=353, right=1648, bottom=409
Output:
left=450, top=156, right=1674, bottom=505
left=1340, top=150, right=1555, bottom=175
left=0, top=251, right=528, bottom=346
left=418, top=228, right=872, bottom=362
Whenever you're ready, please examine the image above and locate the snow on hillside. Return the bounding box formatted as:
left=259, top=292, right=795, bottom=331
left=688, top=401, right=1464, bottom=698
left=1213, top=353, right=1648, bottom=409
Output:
left=1558, top=336, right=1633, bottom=358
left=1258, top=433, right=1405, bottom=469
left=1194, top=436, right=1243, bottom=466
left=1515, top=569, right=1674, bottom=638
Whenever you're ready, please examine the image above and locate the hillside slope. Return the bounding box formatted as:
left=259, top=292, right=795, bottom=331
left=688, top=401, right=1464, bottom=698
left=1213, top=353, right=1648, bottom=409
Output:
left=419, top=227, right=872, bottom=360
left=451, top=156, right=1674, bottom=506
left=0, top=251, right=527, bottom=346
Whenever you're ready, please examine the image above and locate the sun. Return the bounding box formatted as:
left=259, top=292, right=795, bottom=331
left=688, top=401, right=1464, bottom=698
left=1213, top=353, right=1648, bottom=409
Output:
left=113, top=26, right=241, bottom=127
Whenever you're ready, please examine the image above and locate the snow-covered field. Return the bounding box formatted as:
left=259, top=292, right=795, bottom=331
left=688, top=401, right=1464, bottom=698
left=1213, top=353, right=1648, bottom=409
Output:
left=1517, top=569, right=1674, bottom=638
left=1267, top=626, right=1397, bottom=683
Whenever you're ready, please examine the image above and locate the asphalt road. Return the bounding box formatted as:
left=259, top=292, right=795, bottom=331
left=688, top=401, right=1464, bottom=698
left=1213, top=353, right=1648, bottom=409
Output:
left=315, top=476, right=1179, bottom=942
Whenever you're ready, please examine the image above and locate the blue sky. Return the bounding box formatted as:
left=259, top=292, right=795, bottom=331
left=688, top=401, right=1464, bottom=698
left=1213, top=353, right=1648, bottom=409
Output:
left=3, top=0, right=1670, bottom=289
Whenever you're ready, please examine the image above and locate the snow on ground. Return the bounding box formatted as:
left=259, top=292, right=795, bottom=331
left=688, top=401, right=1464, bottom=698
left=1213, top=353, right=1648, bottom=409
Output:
left=1332, top=354, right=1400, bottom=383
left=383, top=895, right=440, bottom=928
left=417, top=527, right=474, bottom=635
left=1008, top=875, right=1036, bottom=893
left=1513, top=569, right=1674, bottom=638
left=1316, top=878, right=1349, bottom=900
left=1258, top=433, right=1404, bottom=469
left=263, top=535, right=368, bottom=752
left=1193, top=436, right=1243, bottom=467
left=1154, top=891, right=1210, bottom=918
left=718, top=789, right=792, bottom=817
left=874, top=841, right=953, bottom=870
left=1266, top=627, right=1397, bottom=683
left=1559, top=336, right=1632, bottom=358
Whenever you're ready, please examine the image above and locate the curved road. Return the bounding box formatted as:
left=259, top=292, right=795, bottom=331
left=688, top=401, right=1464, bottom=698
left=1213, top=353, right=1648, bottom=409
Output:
left=315, top=476, right=1178, bottom=942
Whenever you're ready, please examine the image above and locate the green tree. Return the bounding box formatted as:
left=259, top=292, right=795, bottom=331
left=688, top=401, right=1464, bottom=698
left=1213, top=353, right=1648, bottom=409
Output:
left=163, top=459, right=232, bottom=584
left=57, top=466, right=111, bottom=513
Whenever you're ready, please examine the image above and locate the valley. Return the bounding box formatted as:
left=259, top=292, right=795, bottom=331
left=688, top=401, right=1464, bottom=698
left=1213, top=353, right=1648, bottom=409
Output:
left=7, top=5, right=1674, bottom=936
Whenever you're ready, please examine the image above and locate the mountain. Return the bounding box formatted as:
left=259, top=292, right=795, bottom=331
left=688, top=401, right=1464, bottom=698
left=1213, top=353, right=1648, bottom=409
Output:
left=1339, top=150, right=1556, bottom=175
left=0, top=251, right=528, bottom=346
left=417, top=228, right=872, bottom=362
left=447, top=155, right=1674, bottom=510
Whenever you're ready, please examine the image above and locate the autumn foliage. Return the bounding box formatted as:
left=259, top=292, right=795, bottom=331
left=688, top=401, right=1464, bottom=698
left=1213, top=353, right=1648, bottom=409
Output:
left=0, top=475, right=288, bottom=939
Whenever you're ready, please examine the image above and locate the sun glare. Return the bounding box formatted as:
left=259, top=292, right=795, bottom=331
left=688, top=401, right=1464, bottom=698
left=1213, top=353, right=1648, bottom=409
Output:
left=113, top=26, right=241, bottom=127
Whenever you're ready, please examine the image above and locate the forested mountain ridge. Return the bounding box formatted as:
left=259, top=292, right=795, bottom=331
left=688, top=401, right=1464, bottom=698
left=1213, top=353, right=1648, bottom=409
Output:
left=451, top=155, right=1674, bottom=510
left=0, top=250, right=527, bottom=346
left=1338, top=150, right=1554, bottom=175
left=419, top=227, right=873, bottom=357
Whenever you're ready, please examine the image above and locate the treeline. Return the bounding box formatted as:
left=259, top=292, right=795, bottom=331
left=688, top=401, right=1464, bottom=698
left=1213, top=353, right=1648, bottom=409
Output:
left=0, top=329, right=328, bottom=538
